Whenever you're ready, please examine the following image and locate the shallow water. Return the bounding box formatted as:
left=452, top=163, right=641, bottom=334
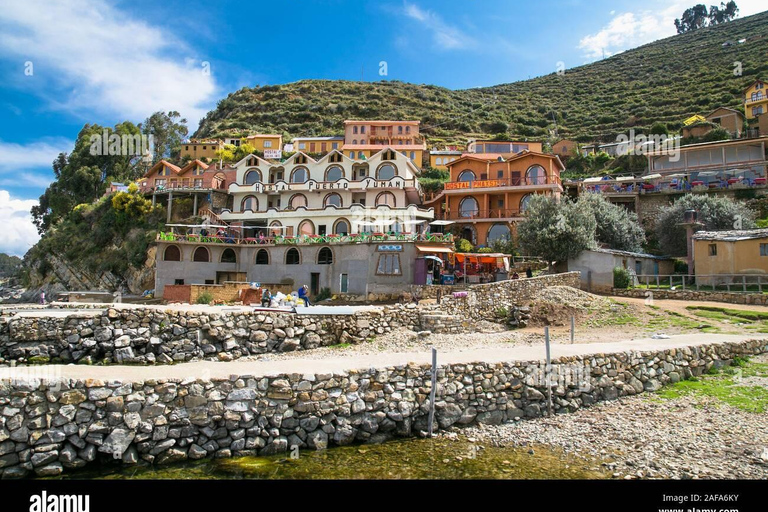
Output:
left=49, top=437, right=607, bottom=480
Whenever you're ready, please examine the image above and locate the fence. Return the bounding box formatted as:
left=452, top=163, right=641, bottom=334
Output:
left=634, top=273, right=768, bottom=293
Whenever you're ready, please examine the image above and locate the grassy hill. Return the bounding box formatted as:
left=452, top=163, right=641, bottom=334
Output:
left=196, top=10, right=768, bottom=145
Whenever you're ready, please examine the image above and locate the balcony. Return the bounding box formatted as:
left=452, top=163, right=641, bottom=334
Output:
left=443, top=175, right=561, bottom=191
left=745, top=96, right=766, bottom=105
left=157, top=231, right=453, bottom=246
left=435, top=208, right=523, bottom=221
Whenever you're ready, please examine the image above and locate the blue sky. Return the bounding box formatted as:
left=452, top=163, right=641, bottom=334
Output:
left=0, top=0, right=765, bottom=256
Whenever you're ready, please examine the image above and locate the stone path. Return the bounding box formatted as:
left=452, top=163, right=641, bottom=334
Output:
left=0, top=333, right=762, bottom=383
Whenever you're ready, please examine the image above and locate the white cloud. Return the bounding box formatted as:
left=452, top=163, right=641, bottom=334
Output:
left=403, top=2, right=476, bottom=50
left=0, top=0, right=218, bottom=129
left=0, top=190, right=39, bottom=257
left=0, top=138, right=72, bottom=175
left=579, top=0, right=767, bottom=60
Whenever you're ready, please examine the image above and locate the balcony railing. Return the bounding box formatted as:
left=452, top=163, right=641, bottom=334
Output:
left=157, top=231, right=454, bottom=246
left=436, top=208, right=522, bottom=221
left=444, top=176, right=561, bottom=191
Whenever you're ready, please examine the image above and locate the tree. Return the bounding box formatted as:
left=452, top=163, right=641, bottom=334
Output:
left=579, top=194, right=646, bottom=252
left=142, top=111, right=188, bottom=163
left=649, top=122, right=669, bottom=135
left=675, top=4, right=710, bottom=33
left=709, top=1, right=738, bottom=24
left=517, top=195, right=597, bottom=269
left=655, top=193, right=755, bottom=256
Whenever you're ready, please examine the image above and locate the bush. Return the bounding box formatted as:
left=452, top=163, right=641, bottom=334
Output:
left=613, top=267, right=631, bottom=289
left=196, top=292, right=213, bottom=305
left=455, top=238, right=474, bottom=253
left=315, top=287, right=332, bottom=301
left=674, top=259, right=689, bottom=274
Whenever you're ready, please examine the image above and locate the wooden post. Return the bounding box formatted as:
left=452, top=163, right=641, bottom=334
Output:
left=427, top=348, right=437, bottom=437
left=167, top=190, right=173, bottom=223
left=570, top=316, right=575, bottom=344
left=545, top=327, right=553, bottom=416
left=193, top=194, right=199, bottom=217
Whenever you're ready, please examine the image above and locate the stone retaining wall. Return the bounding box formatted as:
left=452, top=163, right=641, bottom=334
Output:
left=0, top=337, right=764, bottom=477
left=611, top=287, right=768, bottom=306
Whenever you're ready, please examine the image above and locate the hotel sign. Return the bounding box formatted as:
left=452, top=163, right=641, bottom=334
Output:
left=264, top=149, right=282, bottom=159
left=444, top=179, right=505, bottom=190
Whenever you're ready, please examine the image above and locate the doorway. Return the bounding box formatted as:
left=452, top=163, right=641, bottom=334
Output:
left=310, top=273, right=320, bottom=296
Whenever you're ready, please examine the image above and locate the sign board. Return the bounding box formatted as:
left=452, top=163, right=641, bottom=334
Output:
left=264, top=149, right=282, bottom=159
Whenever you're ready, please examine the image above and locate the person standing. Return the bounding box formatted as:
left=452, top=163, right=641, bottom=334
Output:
left=525, top=267, right=533, bottom=278
left=39, top=291, right=46, bottom=305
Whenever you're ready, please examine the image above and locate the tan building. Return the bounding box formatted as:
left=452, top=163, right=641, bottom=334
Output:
left=693, top=229, right=768, bottom=286
left=342, top=120, right=426, bottom=167
left=467, top=140, right=543, bottom=158
left=292, top=136, right=344, bottom=154
left=551, top=140, right=578, bottom=158
left=180, top=139, right=223, bottom=160
left=706, top=107, right=745, bottom=136
left=429, top=150, right=463, bottom=170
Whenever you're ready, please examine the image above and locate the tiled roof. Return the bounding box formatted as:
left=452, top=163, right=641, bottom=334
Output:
left=693, top=229, right=768, bottom=241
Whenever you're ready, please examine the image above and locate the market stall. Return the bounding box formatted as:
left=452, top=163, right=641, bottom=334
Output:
left=452, top=253, right=512, bottom=284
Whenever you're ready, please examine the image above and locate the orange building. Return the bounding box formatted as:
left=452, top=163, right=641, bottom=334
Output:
left=427, top=151, right=564, bottom=246
left=342, top=120, right=426, bottom=167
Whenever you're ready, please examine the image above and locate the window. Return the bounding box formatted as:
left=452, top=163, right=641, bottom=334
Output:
left=376, top=191, right=396, bottom=207
left=174, top=279, right=184, bottom=285
left=349, top=152, right=355, bottom=159
left=398, top=126, right=403, bottom=134
left=708, top=244, right=717, bottom=256
left=406, top=126, right=410, bottom=134
left=289, top=193, right=308, bottom=209
left=410, top=151, right=415, bottom=160
left=334, top=219, right=349, bottom=235
left=360, top=126, right=365, bottom=134
left=358, top=152, right=365, bottom=159
left=353, top=126, right=358, bottom=134
left=353, top=139, right=357, bottom=145
left=244, top=169, right=261, bottom=185
left=435, top=157, right=442, bottom=165
left=298, top=220, right=314, bottom=236
left=291, top=167, right=308, bottom=183
left=459, top=196, right=479, bottom=218
left=753, top=106, right=764, bottom=116
left=163, top=245, right=181, bottom=261
left=326, top=166, right=344, bottom=182
left=761, top=244, right=768, bottom=256
left=318, top=247, right=333, bottom=264
left=194, top=179, right=203, bottom=187
left=241, top=196, right=258, bottom=211
left=458, top=170, right=475, bottom=182
left=520, top=194, right=533, bottom=213
left=526, top=165, right=546, bottom=185
left=269, top=222, right=282, bottom=235
left=155, top=178, right=166, bottom=189
left=193, top=247, right=210, bottom=262
left=487, top=224, right=511, bottom=243
left=286, top=248, right=300, bottom=265
left=377, top=164, right=396, bottom=180
left=264, top=141, right=272, bottom=148
left=376, top=254, right=402, bottom=275
left=221, top=248, right=237, bottom=263
left=298, top=143, right=306, bottom=150
left=497, top=170, right=504, bottom=179
left=255, top=249, right=269, bottom=265
left=332, top=143, right=338, bottom=149
left=324, top=193, right=342, bottom=207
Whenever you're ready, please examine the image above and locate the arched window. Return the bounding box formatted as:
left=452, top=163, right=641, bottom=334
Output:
left=353, top=139, right=358, bottom=144
left=461, top=225, right=476, bottom=244
left=241, top=196, right=258, bottom=211
left=298, top=220, right=314, bottom=236
left=291, top=167, right=308, bottom=183
left=520, top=194, right=533, bottom=213
left=375, top=191, right=396, bottom=207
left=382, top=150, right=396, bottom=160
left=286, top=248, right=300, bottom=265
left=163, top=245, right=181, bottom=261
left=255, top=249, right=269, bottom=265
left=269, top=221, right=282, bottom=236
left=459, top=196, right=479, bottom=218
left=324, top=193, right=342, bottom=208
left=334, top=219, right=350, bottom=235
left=358, top=151, right=365, bottom=159
left=377, top=164, right=396, bottom=180
left=325, top=166, right=344, bottom=182
left=221, top=248, right=237, bottom=263
left=458, top=170, right=476, bottom=182
left=244, top=169, right=261, bottom=185
left=193, top=247, right=210, bottom=262
left=487, top=223, right=511, bottom=243
left=526, top=165, right=546, bottom=185
left=289, top=194, right=307, bottom=209
left=317, top=247, right=333, bottom=264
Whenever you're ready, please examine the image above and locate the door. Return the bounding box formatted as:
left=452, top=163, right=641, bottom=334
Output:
left=340, top=273, right=348, bottom=293
left=310, top=273, right=320, bottom=296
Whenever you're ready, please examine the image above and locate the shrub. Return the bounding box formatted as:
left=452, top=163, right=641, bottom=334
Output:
left=196, top=292, right=213, bottom=305
left=613, top=267, right=631, bottom=289
left=315, top=287, right=332, bottom=301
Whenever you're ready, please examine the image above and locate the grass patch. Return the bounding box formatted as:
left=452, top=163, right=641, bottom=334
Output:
left=686, top=306, right=768, bottom=322
left=331, top=343, right=353, bottom=350
left=656, top=360, right=768, bottom=413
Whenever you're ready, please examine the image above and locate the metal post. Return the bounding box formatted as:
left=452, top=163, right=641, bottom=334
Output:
left=759, top=276, right=762, bottom=293
left=545, top=327, right=553, bottom=416
left=427, top=348, right=437, bottom=437
left=193, top=194, right=199, bottom=217
left=743, top=275, right=746, bottom=293
left=166, top=190, right=173, bottom=223
left=570, top=316, right=575, bottom=344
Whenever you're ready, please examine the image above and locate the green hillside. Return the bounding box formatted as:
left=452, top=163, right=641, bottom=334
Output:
left=196, top=10, right=768, bottom=145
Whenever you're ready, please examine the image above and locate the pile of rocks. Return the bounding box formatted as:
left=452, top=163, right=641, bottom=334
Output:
left=505, top=306, right=532, bottom=328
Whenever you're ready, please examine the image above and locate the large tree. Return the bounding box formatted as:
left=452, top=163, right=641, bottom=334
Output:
left=655, top=193, right=755, bottom=256
left=517, top=195, right=597, bottom=269
left=142, top=111, right=188, bottom=163
left=579, top=194, right=646, bottom=252
left=675, top=2, right=738, bottom=33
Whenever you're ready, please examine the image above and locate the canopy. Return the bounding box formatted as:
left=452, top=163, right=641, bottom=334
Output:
left=429, top=220, right=455, bottom=226
left=615, top=176, right=635, bottom=182
left=166, top=223, right=230, bottom=229
left=416, top=245, right=453, bottom=254
left=643, top=174, right=662, bottom=180
left=666, top=173, right=688, bottom=178
left=697, top=171, right=721, bottom=177
left=424, top=255, right=443, bottom=264
left=455, top=252, right=510, bottom=262
left=402, top=219, right=426, bottom=225
left=583, top=177, right=604, bottom=183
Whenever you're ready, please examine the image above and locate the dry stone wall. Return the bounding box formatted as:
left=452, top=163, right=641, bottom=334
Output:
left=0, top=337, right=764, bottom=478
left=611, top=288, right=768, bottom=306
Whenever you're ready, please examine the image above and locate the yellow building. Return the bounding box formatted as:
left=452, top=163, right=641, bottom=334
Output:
left=292, top=136, right=344, bottom=154
left=180, top=139, right=223, bottom=160
left=745, top=79, right=767, bottom=120
left=429, top=150, right=462, bottom=169
left=693, top=229, right=768, bottom=286
left=245, top=134, right=283, bottom=155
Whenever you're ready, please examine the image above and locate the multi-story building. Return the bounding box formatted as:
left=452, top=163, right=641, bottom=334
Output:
left=467, top=140, right=543, bottom=157
left=219, top=147, right=433, bottom=237
left=342, top=120, right=426, bottom=167
left=426, top=151, right=564, bottom=246
left=292, top=136, right=344, bottom=154
left=245, top=134, right=283, bottom=157
left=551, top=139, right=578, bottom=158
left=429, top=150, right=463, bottom=170
left=745, top=79, right=767, bottom=120
left=180, top=139, right=224, bottom=160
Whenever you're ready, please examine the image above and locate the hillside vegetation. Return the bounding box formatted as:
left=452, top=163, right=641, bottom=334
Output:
left=196, top=10, right=768, bottom=145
